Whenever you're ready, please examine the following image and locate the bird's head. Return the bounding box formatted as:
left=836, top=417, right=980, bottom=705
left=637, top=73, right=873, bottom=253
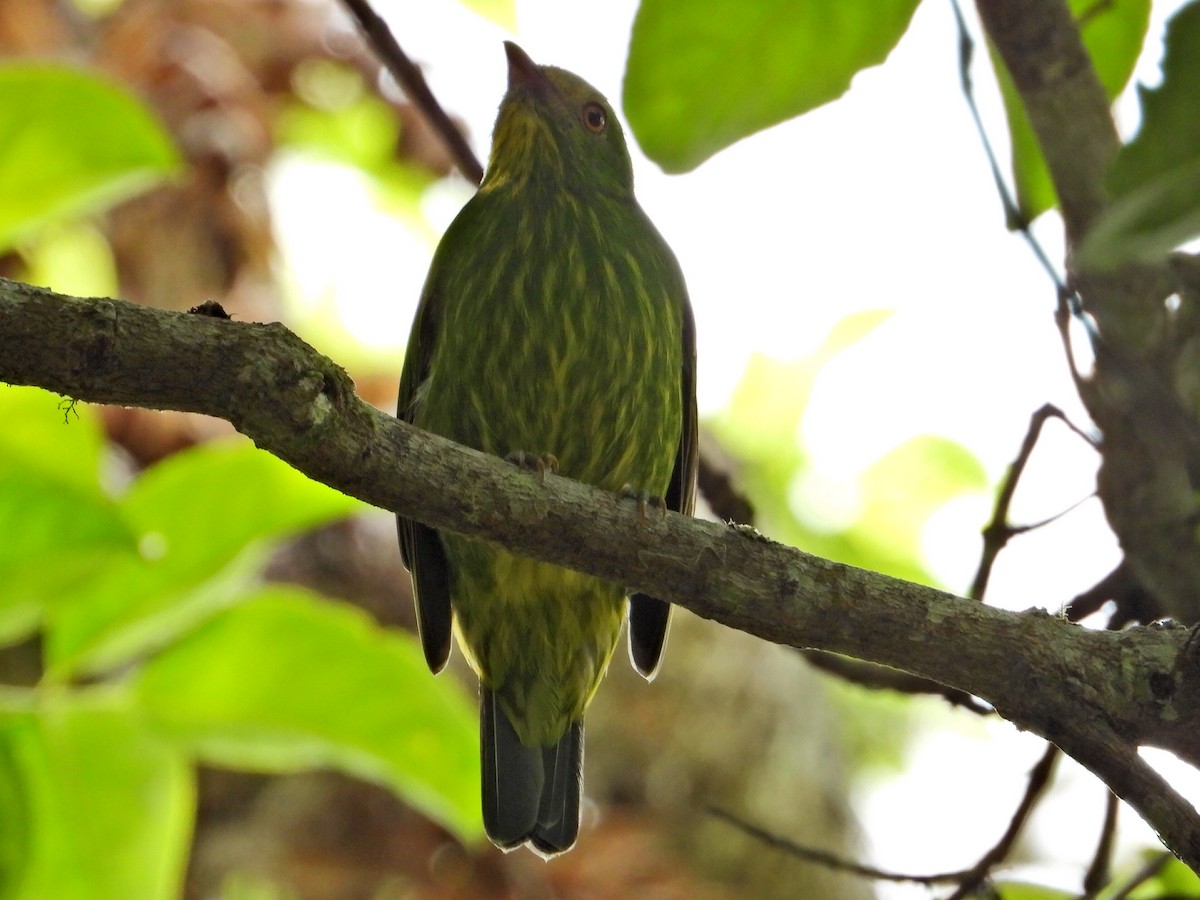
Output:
left=482, top=42, right=634, bottom=199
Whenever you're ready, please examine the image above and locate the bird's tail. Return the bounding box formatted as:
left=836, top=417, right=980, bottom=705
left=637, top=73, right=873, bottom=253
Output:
left=481, top=687, right=582, bottom=856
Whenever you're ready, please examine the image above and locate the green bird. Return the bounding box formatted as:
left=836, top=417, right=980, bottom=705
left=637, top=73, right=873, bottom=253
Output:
left=397, top=42, right=696, bottom=856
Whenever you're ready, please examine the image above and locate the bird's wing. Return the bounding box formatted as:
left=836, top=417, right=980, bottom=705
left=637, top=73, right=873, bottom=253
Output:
left=629, top=293, right=698, bottom=679
left=397, top=283, right=454, bottom=674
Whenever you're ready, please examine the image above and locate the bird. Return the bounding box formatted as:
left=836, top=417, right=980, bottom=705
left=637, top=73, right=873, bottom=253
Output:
left=396, top=41, right=696, bottom=856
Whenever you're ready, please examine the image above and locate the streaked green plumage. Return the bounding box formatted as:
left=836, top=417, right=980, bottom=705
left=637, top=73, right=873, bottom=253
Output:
left=397, top=42, right=696, bottom=856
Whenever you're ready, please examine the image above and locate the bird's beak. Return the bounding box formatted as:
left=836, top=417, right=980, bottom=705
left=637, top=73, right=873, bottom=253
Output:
left=504, top=41, right=553, bottom=96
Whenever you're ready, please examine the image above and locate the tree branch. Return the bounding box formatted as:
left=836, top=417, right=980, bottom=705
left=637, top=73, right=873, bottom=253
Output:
left=3, top=276, right=1200, bottom=865
left=338, top=0, right=484, bottom=185
left=974, top=0, right=1200, bottom=634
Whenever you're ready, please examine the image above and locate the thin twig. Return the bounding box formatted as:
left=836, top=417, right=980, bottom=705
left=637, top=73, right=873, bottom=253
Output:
left=950, top=0, right=1065, bottom=288
left=945, top=743, right=1061, bottom=900
left=969, top=403, right=1095, bottom=601
left=1081, top=790, right=1119, bottom=896
left=338, top=0, right=485, bottom=185
left=706, top=806, right=975, bottom=885
left=952, top=0, right=1100, bottom=392
left=802, top=649, right=992, bottom=715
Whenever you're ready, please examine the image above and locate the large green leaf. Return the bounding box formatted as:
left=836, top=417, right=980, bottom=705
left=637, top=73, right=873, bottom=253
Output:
left=134, top=587, right=482, bottom=842
left=0, top=64, right=180, bottom=250
left=42, top=541, right=267, bottom=682
left=0, top=474, right=136, bottom=647
left=1077, top=1, right=1200, bottom=268
left=0, top=386, right=106, bottom=494
left=119, top=439, right=360, bottom=568
left=0, top=388, right=134, bottom=646
left=43, top=439, right=360, bottom=680
left=624, top=0, right=921, bottom=172
left=992, top=0, right=1151, bottom=224
left=0, top=688, right=194, bottom=900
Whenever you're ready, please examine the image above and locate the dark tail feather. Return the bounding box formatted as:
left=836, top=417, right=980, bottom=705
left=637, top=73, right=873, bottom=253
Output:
left=530, top=720, right=582, bottom=856
left=481, top=688, right=542, bottom=849
left=480, top=689, right=583, bottom=856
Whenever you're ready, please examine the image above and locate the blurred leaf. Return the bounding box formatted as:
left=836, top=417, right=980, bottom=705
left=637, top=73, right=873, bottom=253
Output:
left=1118, top=852, right=1200, bottom=898
left=1077, top=1, right=1200, bottom=268
left=43, top=543, right=266, bottom=682
left=992, top=0, right=1150, bottom=224
left=712, top=312, right=987, bottom=588
left=993, top=884, right=1074, bottom=900
left=276, top=87, right=436, bottom=218
left=43, top=440, right=360, bottom=679
left=0, top=386, right=106, bottom=494
left=0, top=688, right=193, bottom=900
left=0, top=63, right=180, bottom=251
left=457, top=0, right=515, bottom=31
left=709, top=310, right=891, bottom=557
left=0, top=717, right=30, bottom=898
left=0, top=474, right=136, bottom=647
left=134, top=586, right=482, bottom=842
left=823, top=675, right=915, bottom=773
left=855, top=435, right=989, bottom=584
left=22, top=222, right=119, bottom=299
left=215, top=872, right=291, bottom=900
left=120, top=439, right=359, bottom=567
left=625, top=0, right=921, bottom=172
left=0, top=388, right=133, bottom=647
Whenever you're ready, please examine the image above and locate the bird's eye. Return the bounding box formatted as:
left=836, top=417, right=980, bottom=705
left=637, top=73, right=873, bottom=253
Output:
left=581, top=101, right=607, bottom=134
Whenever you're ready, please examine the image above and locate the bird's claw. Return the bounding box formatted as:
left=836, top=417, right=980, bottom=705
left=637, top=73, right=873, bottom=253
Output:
left=620, top=485, right=667, bottom=523
left=506, top=451, right=559, bottom=484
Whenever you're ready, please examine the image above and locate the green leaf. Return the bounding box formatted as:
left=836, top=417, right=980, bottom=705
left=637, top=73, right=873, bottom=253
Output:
left=708, top=310, right=892, bottom=556
left=1115, top=852, right=1200, bottom=898
left=993, top=0, right=1151, bottom=224
left=22, top=222, right=119, bottom=299
left=0, top=386, right=106, bottom=494
left=43, top=439, right=360, bottom=679
left=42, top=542, right=266, bottom=682
left=276, top=91, right=435, bottom=215
left=0, top=688, right=194, bottom=900
left=624, top=0, right=921, bottom=172
left=855, top=435, right=989, bottom=584
left=993, top=884, right=1074, bottom=900
left=0, top=388, right=132, bottom=647
left=0, top=474, right=136, bottom=647
left=1077, top=1, right=1200, bottom=268
left=134, top=586, right=482, bottom=842
left=456, top=0, right=515, bottom=31
left=0, top=63, right=180, bottom=251
left=120, top=439, right=360, bottom=568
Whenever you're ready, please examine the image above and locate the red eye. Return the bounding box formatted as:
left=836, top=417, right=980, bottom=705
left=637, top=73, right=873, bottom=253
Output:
left=581, top=101, right=607, bottom=133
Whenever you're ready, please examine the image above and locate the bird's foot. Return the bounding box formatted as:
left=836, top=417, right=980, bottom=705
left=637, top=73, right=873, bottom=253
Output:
left=620, top=485, right=667, bottom=523
left=506, top=451, right=559, bottom=484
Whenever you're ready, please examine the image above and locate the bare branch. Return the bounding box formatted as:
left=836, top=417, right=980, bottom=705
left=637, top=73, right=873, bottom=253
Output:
left=337, top=0, right=485, bottom=185
left=971, top=403, right=1095, bottom=602
left=946, top=744, right=1060, bottom=900
left=707, top=806, right=975, bottom=885
left=976, top=0, right=1200, bottom=638
left=1082, top=790, right=1120, bottom=896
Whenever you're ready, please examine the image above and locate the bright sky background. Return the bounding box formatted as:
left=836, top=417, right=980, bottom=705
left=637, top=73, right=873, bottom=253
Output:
left=270, top=0, right=1193, bottom=891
